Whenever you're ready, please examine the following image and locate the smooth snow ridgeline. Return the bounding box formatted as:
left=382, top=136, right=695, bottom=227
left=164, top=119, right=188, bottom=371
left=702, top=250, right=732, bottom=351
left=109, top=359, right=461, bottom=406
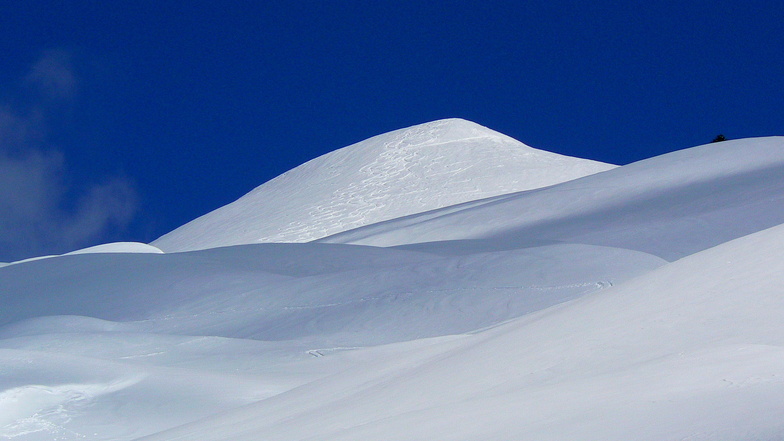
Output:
left=152, top=119, right=614, bottom=252
left=323, top=136, right=784, bottom=261
left=2, top=120, right=784, bottom=441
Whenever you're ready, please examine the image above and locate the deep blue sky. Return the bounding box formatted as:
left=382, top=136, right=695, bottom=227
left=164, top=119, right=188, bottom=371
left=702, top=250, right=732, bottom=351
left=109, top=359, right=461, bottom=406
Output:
left=1, top=1, right=782, bottom=260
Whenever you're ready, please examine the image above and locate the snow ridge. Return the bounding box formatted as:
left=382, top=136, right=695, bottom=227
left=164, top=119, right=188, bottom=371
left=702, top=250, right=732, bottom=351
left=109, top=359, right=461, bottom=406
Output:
left=152, top=119, right=613, bottom=252
left=322, top=136, right=784, bottom=261
left=3, top=121, right=784, bottom=441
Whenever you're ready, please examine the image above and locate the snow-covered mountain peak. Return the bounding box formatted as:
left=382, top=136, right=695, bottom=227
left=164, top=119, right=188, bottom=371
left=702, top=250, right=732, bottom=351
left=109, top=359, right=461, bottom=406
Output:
left=152, top=119, right=614, bottom=252
left=4, top=129, right=784, bottom=440
left=370, top=118, right=521, bottom=147
left=322, top=136, right=784, bottom=261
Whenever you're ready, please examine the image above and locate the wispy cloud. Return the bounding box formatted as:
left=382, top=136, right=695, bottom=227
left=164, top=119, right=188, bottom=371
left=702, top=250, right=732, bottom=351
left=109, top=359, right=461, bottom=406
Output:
left=0, top=51, right=138, bottom=262
left=25, top=49, right=78, bottom=101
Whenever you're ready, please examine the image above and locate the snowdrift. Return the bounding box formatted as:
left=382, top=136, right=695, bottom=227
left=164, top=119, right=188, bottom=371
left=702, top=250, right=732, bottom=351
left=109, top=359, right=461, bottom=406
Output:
left=2, top=120, right=783, bottom=440
left=140, top=222, right=784, bottom=441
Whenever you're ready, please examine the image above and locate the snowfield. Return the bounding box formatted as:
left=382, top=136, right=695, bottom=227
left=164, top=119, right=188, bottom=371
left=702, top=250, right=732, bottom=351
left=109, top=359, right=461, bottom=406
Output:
left=152, top=119, right=614, bottom=252
left=140, top=223, right=784, bottom=441
left=1, top=120, right=784, bottom=440
left=322, top=136, right=784, bottom=261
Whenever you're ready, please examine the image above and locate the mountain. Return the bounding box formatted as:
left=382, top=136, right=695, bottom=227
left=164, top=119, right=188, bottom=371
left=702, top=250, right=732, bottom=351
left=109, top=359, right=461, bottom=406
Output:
left=322, top=136, right=784, bottom=261
left=1, top=121, right=783, bottom=440
left=152, top=119, right=614, bottom=252
left=140, top=222, right=784, bottom=441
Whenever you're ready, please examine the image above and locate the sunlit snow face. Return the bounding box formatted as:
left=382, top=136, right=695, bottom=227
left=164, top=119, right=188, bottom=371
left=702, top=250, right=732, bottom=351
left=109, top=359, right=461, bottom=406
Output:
left=3, top=133, right=784, bottom=441
left=152, top=119, right=614, bottom=252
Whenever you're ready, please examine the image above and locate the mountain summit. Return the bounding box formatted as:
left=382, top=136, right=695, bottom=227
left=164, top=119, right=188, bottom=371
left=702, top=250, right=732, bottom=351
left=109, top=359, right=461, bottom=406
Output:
left=153, top=119, right=613, bottom=252
left=3, top=126, right=784, bottom=440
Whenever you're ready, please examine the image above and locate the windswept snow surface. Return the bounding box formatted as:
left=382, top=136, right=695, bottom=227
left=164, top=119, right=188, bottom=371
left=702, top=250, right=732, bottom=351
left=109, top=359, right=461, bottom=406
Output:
left=152, top=119, right=614, bottom=252
left=0, top=243, right=663, bottom=344
left=0, top=242, right=163, bottom=269
left=2, top=126, right=784, bottom=440
left=65, top=242, right=164, bottom=255
left=141, top=223, right=784, bottom=441
left=323, top=136, right=784, bottom=261
left=0, top=242, right=663, bottom=440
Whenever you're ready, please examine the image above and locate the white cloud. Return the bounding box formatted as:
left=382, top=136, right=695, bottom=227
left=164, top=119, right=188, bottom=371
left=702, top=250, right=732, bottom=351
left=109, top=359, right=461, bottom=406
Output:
left=0, top=51, right=138, bottom=262
left=25, top=49, right=78, bottom=100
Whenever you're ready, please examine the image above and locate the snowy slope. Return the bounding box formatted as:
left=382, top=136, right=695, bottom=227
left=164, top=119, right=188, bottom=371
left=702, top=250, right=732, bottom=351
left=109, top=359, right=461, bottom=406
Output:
left=142, top=222, right=784, bottom=441
left=2, top=126, right=784, bottom=440
left=152, top=119, right=614, bottom=252
left=65, top=242, right=164, bottom=255
left=323, top=136, right=784, bottom=260
left=0, top=243, right=663, bottom=344
left=0, top=242, right=163, bottom=269
left=0, top=242, right=663, bottom=439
